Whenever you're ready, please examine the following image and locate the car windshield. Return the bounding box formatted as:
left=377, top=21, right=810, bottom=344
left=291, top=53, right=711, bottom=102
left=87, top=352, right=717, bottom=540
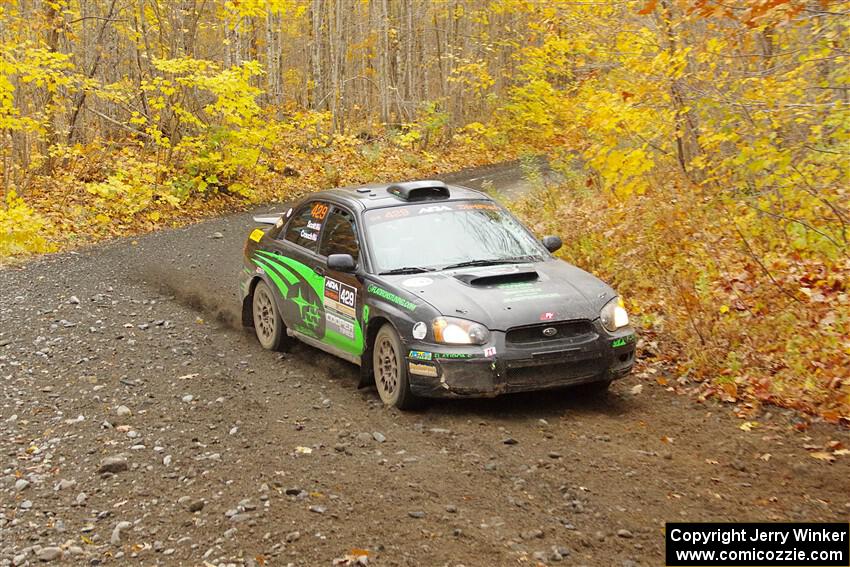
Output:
left=364, top=200, right=548, bottom=274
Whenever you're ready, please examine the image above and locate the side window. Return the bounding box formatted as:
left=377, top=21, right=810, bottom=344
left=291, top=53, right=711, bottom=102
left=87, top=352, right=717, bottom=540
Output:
left=283, top=201, right=330, bottom=251
left=319, top=207, right=360, bottom=262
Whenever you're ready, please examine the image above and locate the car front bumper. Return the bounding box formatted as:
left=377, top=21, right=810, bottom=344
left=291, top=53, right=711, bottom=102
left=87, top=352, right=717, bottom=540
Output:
left=405, top=324, right=636, bottom=398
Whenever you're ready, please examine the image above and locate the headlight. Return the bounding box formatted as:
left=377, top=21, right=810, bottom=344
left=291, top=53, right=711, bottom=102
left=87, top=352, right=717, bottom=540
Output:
left=600, top=297, right=629, bottom=332
left=432, top=317, right=490, bottom=345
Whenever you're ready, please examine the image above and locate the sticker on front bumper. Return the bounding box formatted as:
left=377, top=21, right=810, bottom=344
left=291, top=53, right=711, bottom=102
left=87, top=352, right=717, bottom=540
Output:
left=484, top=347, right=496, bottom=357
left=612, top=335, right=636, bottom=348
left=249, top=229, right=264, bottom=242
left=408, top=362, right=438, bottom=377
left=408, top=350, right=432, bottom=361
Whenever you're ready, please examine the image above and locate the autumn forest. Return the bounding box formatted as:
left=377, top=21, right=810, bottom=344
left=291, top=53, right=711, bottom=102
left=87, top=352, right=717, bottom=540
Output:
left=1, top=0, right=848, bottom=417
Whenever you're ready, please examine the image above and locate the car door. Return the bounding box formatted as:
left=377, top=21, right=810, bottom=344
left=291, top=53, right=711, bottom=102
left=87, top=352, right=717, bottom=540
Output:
left=317, top=205, right=367, bottom=358
left=258, top=200, right=331, bottom=340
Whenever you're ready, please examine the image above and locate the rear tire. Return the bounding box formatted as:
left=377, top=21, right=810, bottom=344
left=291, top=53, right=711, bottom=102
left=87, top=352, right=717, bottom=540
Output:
left=373, top=324, right=419, bottom=410
left=252, top=280, right=286, bottom=351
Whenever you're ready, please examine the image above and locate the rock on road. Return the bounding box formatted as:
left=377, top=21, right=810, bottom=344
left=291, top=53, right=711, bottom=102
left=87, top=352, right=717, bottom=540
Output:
left=1, top=163, right=848, bottom=566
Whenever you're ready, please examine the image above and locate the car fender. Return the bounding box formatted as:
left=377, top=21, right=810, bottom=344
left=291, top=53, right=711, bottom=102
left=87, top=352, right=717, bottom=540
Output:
left=358, top=281, right=441, bottom=387
left=358, top=307, right=412, bottom=389
left=362, top=280, right=440, bottom=342
left=242, top=269, right=290, bottom=329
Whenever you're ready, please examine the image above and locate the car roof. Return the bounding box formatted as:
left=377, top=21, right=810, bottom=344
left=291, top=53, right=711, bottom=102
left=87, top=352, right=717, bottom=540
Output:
left=314, top=181, right=493, bottom=211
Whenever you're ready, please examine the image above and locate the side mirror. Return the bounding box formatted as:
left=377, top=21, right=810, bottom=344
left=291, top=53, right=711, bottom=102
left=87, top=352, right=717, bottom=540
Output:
left=542, top=235, right=562, bottom=253
left=327, top=253, right=356, bottom=273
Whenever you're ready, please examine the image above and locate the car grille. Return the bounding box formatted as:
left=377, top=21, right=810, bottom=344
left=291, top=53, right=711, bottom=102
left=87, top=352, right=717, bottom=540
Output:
left=504, top=359, right=604, bottom=392
left=505, top=320, right=595, bottom=346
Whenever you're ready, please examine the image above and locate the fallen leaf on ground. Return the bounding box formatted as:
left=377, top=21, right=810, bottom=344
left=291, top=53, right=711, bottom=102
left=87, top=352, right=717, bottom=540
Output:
left=822, top=410, right=841, bottom=423
left=721, top=382, right=737, bottom=401
left=810, top=452, right=836, bottom=462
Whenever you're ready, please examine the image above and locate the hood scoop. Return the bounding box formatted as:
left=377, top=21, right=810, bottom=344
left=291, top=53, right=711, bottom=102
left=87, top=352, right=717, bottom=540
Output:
left=455, top=269, right=539, bottom=287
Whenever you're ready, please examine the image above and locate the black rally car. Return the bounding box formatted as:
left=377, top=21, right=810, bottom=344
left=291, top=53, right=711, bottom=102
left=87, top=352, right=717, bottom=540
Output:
left=240, top=180, right=635, bottom=409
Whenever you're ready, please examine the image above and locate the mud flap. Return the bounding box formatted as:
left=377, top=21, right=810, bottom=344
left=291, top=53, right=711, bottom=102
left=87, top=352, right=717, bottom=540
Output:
left=357, top=318, right=377, bottom=389
left=241, top=293, right=254, bottom=328
left=357, top=364, right=373, bottom=389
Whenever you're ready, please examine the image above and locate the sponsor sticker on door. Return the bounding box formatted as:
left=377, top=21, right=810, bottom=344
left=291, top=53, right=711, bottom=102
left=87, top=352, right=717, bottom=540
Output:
left=323, top=278, right=357, bottom=338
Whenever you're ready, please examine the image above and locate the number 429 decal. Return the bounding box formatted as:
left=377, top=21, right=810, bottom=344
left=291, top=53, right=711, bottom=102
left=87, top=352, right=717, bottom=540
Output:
left=323, top=278, right=357, bottom=339
left=311, top=202, right=329, bottom=220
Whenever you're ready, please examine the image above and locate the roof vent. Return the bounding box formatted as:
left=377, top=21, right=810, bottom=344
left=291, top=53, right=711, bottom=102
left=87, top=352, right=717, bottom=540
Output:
left=386, top=180, right=450, bottom=201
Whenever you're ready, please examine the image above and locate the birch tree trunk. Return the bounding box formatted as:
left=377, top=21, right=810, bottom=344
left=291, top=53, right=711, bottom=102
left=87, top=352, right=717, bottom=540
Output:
left=310, top=0, right=325, bottom=110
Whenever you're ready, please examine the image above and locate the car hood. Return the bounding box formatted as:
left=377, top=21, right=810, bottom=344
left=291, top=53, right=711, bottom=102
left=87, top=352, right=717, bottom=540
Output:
left=381, top=259, right=615, bottom=330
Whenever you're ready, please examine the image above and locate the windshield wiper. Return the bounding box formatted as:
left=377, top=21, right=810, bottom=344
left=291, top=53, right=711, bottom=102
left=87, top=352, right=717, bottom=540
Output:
left=441, top=256, right=541, bottom=271
left=505, top=254, right=541, bottom=263
left=379, top=266, right=436, bottom=275
left=441, top=259, right=518, bottom=270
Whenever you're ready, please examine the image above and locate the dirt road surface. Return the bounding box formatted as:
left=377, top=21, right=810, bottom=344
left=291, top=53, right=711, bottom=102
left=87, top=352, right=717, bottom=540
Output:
left=1, top=163, right=848, bottom=566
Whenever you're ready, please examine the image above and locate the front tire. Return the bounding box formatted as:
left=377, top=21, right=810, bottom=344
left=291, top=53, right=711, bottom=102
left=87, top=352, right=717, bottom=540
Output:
left=373, top=324, right=419, bottom=410
left=252, top=280, right=286, bottom=351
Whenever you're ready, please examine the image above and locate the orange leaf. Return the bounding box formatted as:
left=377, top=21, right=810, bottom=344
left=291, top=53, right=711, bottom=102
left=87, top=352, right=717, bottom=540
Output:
left=638, top=0, right=657, bottom=15
left=822, top=410, right=840, bottom=424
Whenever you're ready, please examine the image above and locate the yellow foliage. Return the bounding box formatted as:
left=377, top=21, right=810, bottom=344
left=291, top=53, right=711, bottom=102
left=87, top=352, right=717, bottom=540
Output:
left=86, top=156, right=166, bottom=214
left=224, top=0, right=304, bottom=19
left=0, top=190, right=54, bottom=257
left=448, top=60, right=495, bottom=95
left=0, top=40, right=72, bottom=132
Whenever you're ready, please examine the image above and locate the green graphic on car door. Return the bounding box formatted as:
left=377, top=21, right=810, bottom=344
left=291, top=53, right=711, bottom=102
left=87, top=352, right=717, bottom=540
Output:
left=252, top=250, right=364, bottom=355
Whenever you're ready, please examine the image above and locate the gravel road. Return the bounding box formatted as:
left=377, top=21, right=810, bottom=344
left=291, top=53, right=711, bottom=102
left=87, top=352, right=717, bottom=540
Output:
left=1, top=163, right=848, bottom=566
